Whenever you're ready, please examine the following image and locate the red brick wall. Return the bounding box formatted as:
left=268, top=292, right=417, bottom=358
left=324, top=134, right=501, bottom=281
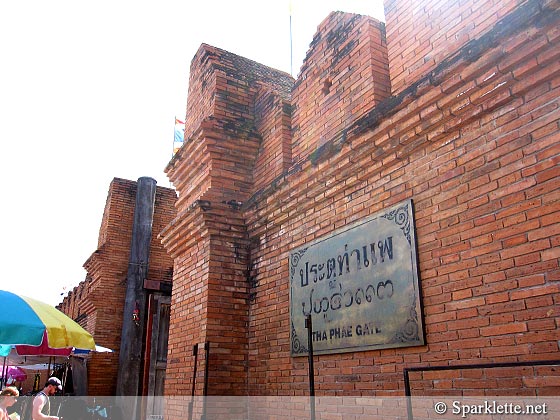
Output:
left=171, top=44, right=294, bottom=211
left=163, top=0, right=560, bottom=400
left=182, top=44, right=217, bottom=141
left=163, top=204, right=210, bottom=394
left=253, top=86, right=292, bottom=193
left=246, top=1, right=560, bottom=395
left=291, top=12, right=390, bottom=163
left=59, top=178, right=177, bottom=395
left=149, top=186, right=178, bottom=284
left=163, top=46, right=294, bottom=397
left=167, top=122, right=214, bottom=211
left=384, top=0, right=524, bottom=95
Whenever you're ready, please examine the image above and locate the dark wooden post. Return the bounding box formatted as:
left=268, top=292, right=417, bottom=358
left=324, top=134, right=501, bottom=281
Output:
left=116, top=177, right=157, bottom=403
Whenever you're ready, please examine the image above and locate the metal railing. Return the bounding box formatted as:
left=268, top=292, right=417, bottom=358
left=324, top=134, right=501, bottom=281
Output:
left=403, top=359, right=560, bottom=420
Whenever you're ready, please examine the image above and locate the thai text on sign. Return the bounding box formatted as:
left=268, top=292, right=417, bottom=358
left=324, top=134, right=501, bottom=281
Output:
left=290, top=199, right=424, bottom=356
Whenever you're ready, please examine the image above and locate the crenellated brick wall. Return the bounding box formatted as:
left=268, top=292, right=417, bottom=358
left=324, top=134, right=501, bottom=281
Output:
left=162, top=0, right=559, bottom=402
left=163, top=45, right=296, bottom=395
left=171, top=44, right=294, bottom=212
left=58, top=178, right=177, bottom=396
left=291, top=11, right=390, bottom=163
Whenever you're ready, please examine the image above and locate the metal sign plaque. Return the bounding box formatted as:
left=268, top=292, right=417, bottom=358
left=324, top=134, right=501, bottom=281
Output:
left=290, top=199, right=424, bottom=356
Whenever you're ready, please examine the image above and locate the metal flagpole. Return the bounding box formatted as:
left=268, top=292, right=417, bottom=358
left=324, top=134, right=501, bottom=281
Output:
left=305, top=315, right=316, bottom=420
left=289, top=0, right=293, bottom=76
left=172, top=116, right=176, bottom=158
left=172, top=116, right=179, bottom=158
left=188, top=343, right=199, bottom=420
left=202, top=342, right=210, bottom=420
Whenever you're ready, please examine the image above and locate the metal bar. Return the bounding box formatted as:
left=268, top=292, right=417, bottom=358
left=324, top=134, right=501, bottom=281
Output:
left=143, top=294, right=155, bottom=398
left=404, top=368, right=412, bottom=420
left=403, top=360, right=560, bottom=420
left=305, top=315, right=316, bottom=420
left=202, top=341, right=210, bottom=420
left=404, top=359, right=560, bottom=372
left=191, top=344, right=199, bottom=396
left=203, top=342, right=210, bottom=396
left=188, top=344, right=199, bottom=420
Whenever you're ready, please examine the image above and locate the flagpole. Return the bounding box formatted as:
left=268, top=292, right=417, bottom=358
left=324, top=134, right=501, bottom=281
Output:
left=173, top=116, right=185, bottom=158
left=172, top=116, right=177, bottom=158
left=289, top=0, right=293, bottom=77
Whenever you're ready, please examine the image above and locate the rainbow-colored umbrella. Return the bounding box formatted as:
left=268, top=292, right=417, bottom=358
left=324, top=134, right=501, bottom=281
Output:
left=0, top=290, right=95, bottom=355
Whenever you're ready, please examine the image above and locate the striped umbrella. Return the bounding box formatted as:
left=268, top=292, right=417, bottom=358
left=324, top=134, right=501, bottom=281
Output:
left=0, top=290, right=95, bottom=355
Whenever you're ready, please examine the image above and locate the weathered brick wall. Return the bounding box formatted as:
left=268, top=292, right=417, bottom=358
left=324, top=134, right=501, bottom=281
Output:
left=161, top=203, right=210, bottom=395
left=59, top=279, right=97, bottom=339
left=253, top=86, right=292, bottom=193
left=291, top=12, right=390, bottom=163
left=164, top=46, right=294, bottom=396
left=68, top=178, right=136, bottom=395
left=149, top=186, right=178, bottom=284
left=244, top=0, right=560, bottom=396
left=163, top=0, right=559, bottom=401
left=182, top=44, right=218, bottom=141
left=59, top=178, right=177, bottom=396
left=384, top=0, right=524, bottom=95
left=162, top=201, right=254, bottom=396
left=173, top=44, right=294, bottom=210
left=408, top=364, right=560, bottom=396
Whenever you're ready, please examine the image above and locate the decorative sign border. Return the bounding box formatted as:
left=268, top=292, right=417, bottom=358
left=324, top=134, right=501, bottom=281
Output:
left=289, top=199, right=424, bottom=356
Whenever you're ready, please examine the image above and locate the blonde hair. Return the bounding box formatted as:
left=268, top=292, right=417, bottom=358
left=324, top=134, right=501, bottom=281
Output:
left=0, top=386, right=19, bottom=397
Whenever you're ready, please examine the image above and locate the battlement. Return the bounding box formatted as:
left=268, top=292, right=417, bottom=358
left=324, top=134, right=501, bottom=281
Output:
left=291, top=11, right=390, bottom=162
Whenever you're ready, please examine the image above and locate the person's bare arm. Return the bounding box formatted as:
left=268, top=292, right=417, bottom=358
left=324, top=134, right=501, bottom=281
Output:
left=31, top=395, right=58, bottom=420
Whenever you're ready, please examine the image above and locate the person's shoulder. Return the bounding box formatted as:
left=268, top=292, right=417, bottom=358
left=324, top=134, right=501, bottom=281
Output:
left=33, top=392, right=46, bottom=401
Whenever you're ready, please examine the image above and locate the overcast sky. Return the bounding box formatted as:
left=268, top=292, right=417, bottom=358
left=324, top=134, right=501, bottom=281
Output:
left=0, top=0, right=385, bottom=306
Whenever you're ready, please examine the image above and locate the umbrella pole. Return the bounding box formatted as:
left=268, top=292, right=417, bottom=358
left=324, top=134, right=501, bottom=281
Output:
left=62, top=362, right=69, bottom=395
left=1, top=356, right=6, bottom=388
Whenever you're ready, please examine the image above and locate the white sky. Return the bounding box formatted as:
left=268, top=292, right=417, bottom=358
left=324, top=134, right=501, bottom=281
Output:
left=0, top=0, right=385, bottom=306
